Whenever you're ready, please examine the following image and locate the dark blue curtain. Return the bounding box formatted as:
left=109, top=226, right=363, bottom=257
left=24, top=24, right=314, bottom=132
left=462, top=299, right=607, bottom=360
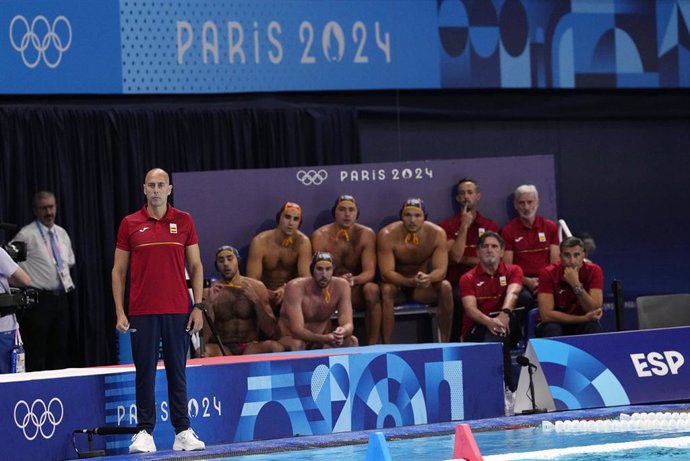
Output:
left=0, top=99, right=361, bottom=366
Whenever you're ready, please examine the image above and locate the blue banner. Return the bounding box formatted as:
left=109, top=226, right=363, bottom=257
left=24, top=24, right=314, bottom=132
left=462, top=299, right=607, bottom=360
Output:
left=0, top=375, right=105, bottom=461
left=104, top=344, right=503, bottom=454
left=120, top=0, right=439, bottom=94
left=2, top=343, right=503, bottom=459
left=0, top=1, right=122, bottom=93
left=516, top=327, right=690, bottom=413
left=1, top=0, right=690, bottom=93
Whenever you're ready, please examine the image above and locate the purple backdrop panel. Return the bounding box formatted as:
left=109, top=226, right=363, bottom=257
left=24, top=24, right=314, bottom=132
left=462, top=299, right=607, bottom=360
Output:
left=173, top=156, right=556, bottom=275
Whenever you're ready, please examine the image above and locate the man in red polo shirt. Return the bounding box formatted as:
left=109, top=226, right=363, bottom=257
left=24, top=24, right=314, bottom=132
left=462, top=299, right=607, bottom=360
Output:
left=537, top=236, right=603, bottom=337
left=501, top=184, right=559, bottom=310
left=440, top=178, right=499, bottom=341
left=112, top=168, right=205, bottom=454
left=460, top=231, right=522, bottom=391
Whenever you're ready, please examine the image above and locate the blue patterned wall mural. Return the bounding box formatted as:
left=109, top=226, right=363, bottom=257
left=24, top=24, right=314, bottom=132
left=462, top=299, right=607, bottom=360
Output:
left=438, top=0, right=690, bottom=88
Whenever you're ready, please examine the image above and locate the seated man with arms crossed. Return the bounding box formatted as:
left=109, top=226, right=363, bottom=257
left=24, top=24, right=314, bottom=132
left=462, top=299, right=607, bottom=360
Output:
left=247, top=201, right=312, bottom=314
left=377, top=198, right=453, bottom=343
left=203, top=245, right=283, bottom=356
left=278, top=252, right=358, bottom=350
left=537, top=236, right=603, bottom=337
left=460, top=231, right=522, bottom=391
left=311, top=195, right=381, bottom=345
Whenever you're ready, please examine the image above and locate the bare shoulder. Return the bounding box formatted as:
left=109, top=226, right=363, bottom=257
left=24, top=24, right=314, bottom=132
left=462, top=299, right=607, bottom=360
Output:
left=331, top=277, right=351, bottom=294
left=425, top=221, right=446, bottom=238
left=354, top=223, right=376, bottom=240
left=424, top=221, right=444, bottom=233
left=377, top=221, right=400, bottom=239
left=312, top=223, right=333, bottom=239
left=295, top=230, right=311, bottom=244
left=331, top=276, right=350, bottom=289
left=244, top=276, right=268, bottom=292
left=250, top=230, right=271, bottom=247
left=285, top=276, right=307, bottom=292
left=311, top=224, right=332, bottom=251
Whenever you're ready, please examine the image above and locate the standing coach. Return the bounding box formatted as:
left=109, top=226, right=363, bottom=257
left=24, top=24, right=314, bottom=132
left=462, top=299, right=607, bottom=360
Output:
left=112, top=168, right=205, bottom=453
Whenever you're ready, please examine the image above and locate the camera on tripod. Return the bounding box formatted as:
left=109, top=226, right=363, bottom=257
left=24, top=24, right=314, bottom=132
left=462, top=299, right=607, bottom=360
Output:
left=1, top=222, right=33, bottom=316
left=1, top=222, right=27, bottom=263
left=0, top=287, right=38, bottom=316
left=1, top=241, right=26, bottom=263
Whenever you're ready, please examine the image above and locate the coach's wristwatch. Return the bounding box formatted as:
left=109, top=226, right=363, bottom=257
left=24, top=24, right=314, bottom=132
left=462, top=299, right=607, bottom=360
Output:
left=572, top=285, right=585, bottom=295
left=193, top=302, right=207, bottom=312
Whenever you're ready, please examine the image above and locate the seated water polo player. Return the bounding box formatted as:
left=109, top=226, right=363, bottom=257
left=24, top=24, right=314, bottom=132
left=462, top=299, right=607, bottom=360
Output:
left=203, top=245, right=283, bottom=355
left=377, top=198, right=454, bottom=343
left=246, top=201, right=312, bottom=313
left=277, top=251, right=358, bottom=350
left=311, top=194, right=381, bottom=345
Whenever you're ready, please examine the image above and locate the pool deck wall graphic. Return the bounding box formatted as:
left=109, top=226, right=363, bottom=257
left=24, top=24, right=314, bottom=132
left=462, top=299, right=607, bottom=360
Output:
left=0, top=343, right=503, bottom=459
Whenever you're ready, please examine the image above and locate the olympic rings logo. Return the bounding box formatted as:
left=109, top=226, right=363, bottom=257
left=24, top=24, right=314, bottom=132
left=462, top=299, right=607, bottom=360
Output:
left=9, top=15, right=73, bottom=69
left=296, top=169, right=328, bottom=186
left=14, top=398, right=64, bottom=440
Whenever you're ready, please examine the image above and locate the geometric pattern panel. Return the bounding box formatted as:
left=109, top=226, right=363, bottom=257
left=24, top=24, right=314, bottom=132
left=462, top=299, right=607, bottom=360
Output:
left=106, top=344, right=502, bottom=455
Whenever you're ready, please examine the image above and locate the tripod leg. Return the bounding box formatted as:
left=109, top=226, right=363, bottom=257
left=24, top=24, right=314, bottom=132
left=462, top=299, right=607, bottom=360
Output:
left=202, top=310, right=227, bottom=356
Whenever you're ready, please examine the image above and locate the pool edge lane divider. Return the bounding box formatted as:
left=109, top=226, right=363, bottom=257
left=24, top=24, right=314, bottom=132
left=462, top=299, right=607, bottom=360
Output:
left=366, top=432, right=392, bottom=461
left=481, top=435, right=690, bottom=461
left=453, top=424, right=484, bottom=461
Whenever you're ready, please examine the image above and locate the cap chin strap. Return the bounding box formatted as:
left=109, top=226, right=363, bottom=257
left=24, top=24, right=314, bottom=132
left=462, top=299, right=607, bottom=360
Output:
left=404, top=232, right=420, bottom=245
left=223, top=273, right=241, bottom=287
left=337, top=229, right=350, bottom=241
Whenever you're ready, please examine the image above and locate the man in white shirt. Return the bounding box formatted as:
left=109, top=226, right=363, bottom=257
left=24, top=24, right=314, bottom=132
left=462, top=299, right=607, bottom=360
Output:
left=11, top=191, right=75, bottom=371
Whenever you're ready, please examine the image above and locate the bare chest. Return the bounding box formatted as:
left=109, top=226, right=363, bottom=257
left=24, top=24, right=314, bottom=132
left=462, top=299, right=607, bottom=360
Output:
left=214, top=290, right=255, bottom=321
left=263, top=243, right=300, bottom=271
left=301, top=292, right=338, bottom=323
left=327, top=239, right=363, bottom=274
left=393, top=240, right=434, bottom=266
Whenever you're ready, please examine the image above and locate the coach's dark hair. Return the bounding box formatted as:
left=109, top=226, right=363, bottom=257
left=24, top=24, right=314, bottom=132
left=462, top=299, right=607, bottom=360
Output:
left=559, top=236, right=585, bottom=252
left=477, top=230, right=505, bottom=249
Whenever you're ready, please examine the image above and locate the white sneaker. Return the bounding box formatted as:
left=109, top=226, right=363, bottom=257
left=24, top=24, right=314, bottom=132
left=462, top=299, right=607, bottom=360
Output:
left=129, top=430, right=156, bottom=453
left=173, top=428, right=205, bottom=451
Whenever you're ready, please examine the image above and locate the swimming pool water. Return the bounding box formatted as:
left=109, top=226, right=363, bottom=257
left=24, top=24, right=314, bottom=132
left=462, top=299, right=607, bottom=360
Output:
left=221, top=427, right=690, bottom=460
left=555, top=447, right=689, bottom=461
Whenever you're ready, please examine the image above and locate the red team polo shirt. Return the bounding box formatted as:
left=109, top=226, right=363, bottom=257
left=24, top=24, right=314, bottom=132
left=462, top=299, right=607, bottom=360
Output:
left=501, top=215, right=558, bottom=277
left=459, top=262, right=523, bottom=337
left=440, top=211, right=499, bottom=284
left=537, top=260, right=604, bottom=316
left=116, top=205, right=198, bottom=315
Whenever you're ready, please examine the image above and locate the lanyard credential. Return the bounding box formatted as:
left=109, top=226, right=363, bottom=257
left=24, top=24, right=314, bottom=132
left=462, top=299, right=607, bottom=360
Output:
left=34, top=220, right=75, bottom=292
left=35, top=220, right=63, bottom=269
